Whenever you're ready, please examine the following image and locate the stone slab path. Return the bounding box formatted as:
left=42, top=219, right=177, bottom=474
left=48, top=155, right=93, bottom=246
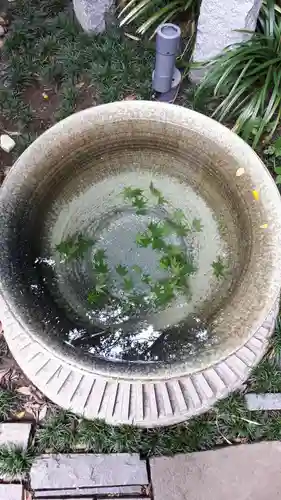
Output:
left=30, top=453, right=149, bottom=499
left=150, top=442, right=281, bottom=500
left=2, top=421, right=281, bottom=499
left=245, top=392, right=281, bottom=410
left=0, top=422, right=31, bottom=448
left=0, top=484, right=23, bottom=500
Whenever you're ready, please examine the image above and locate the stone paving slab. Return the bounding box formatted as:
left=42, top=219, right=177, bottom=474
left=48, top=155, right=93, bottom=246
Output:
left=30, top=453, right=148, bottom=491
left=150, top=442, right=281, bottom=500
left=245, top=392, right=281, bottom=410
left=0, top=484, right=23, bottom=500
left=0, top=422, right=31, bottom=449
left=34, top=485, right=145, bottom=498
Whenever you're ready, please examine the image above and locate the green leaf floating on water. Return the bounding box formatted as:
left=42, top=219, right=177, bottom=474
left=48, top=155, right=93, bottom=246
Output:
left=123, top=186, right=144, bottom=200
left=212, top=257, right=226, bottom=279
left=136, top=233, right=151, bottom=248
left=166, top=209, right=190, bottom=237
left=132, top=196, right=147, bottom=215
left=132, top=265, right=142, bottom=274
left=141, top=273, right=152, bottom=285
left=55, top=233, right=94, bottom=261
left=151, top=279, right=175, bottom=307
left=192, top=218, right=203, bottom=232
left=123, top=186, right=148, bottom=215
left=123, top=276, right=134, bottom=292
left=93, top=249, right=109, bottom=274
left=147, top=221, right=165, bottom=240
left=87, top=288, right=106, bottom=305
left=116, top=264, right=128, bottom=276
left=149, top=181, right=167, bottom=205
left=55, top=183, right=224, bottom=316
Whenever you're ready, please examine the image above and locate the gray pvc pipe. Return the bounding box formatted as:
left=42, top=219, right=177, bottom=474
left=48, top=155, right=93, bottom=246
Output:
left=152, top=23, right=181, bottom=94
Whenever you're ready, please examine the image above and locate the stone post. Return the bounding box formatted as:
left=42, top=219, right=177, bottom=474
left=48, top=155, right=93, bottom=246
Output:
left=73, top=0, right=114, bottom=32
left=190, top=0, right=262, bottom=83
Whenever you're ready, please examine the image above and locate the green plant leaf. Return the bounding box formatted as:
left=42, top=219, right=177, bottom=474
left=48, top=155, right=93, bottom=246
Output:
left=132, top=196, right=148, bottom=215
left=137, top=4, right=180, bottom=35
left=149, top=181, right=167, bottom=205
left=273, top=137, right=281, bottom=155
left=87, top=288, right=107, bottom=305
left=123, top=276, right=134, bottom=292
left=119, top=0, right=153, bottom=26
left=123, top=186, right=148, bottom=214
left=136, top=233, right=151, bottom=247
left=212, top=257, right=226, bottom=279
left=275, top=174, right=281, bottom=184
left=151, top=237, right=166, bottom=250
left=192, top=218, right=203, bottom=232
left=123, top=186, right=144, bottom=200
left=56, top=234, right=93, bottom=261
left=194, top=2, right=281, bottom=147
left=132, top=265, right=142, bottom=274
left=116, top=264, right=128, bottom=276
left=159, top=255, right=171, bottom=270
left=93, top=249, right=108, bottom=274
left=141, top=273, right=152, bottom=284
left=151, top=280, right=175, bottom=307
left=120, top=0, right=193, bottom=35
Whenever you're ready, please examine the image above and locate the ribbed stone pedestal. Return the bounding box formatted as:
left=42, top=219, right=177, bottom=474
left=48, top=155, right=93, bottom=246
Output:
left=1, top=293, right=278, bottom=426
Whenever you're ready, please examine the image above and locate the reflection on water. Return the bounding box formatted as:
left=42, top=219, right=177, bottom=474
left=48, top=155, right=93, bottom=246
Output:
left=64, top=316, right=213, bottom=362
left=31, top=169, right=240, bottom=364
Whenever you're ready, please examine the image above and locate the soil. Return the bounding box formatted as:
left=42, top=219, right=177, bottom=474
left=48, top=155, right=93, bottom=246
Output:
left=0, top=116, right=16, bottom=175
left=23, top=84, right=60, bottom=128
left=0, top=329, right=56, bottom=423
left=0, top=81, right=97, bottom=180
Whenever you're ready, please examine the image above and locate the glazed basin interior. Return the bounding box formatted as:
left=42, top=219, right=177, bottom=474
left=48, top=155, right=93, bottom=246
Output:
left=0, top=101, right=281, bottom=378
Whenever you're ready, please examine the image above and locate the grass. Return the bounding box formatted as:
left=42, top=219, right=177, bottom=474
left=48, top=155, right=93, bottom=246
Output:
left=193, top=0, right=281, bottom=147
left=118, top=0, right=199, bottom=38
left=3, top=3, right=153, bottom=99
left=0, top=0, right=153, bottom=162
left=34, top=394, right=281, bottom=457
left=0, top=446, right=34, bottom=478
left=35, top=410, right=77, bottom=452
left=0, top=389, right=18, bottom=420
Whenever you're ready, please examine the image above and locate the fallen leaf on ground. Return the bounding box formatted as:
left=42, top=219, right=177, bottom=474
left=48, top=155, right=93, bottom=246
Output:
left=3, top=130, right=22, bottom=136
left=240, top=416, right=261, bottom=425
left=236, top=167, right=245, bottom=177
left=252, top=189, right=259, bottom=201
left=141, top=484, right=152, bottom=496
left=15, top=410, right=25, bottom=419
left=38, top=404, right=47, bottom=421
left=0, top=368, right=10, bottom=384
left=124, top=32, right=140, bottom=41
left=3, top=166, right=12, bottom=177
left=31, top=389, right=45, bottom=404
left=124, top=94, right=137, bottom=100
left=10, top=367, right=22, bottom=381
left=16, top=386, right=32, bottom=396
left=233, top=437, right=248, bottom=444
left=24, top=401, right=44, bottom=421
